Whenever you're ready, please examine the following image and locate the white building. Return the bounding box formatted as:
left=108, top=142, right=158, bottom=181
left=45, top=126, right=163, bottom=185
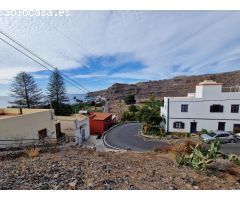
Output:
left=161, top=80, right=240, bottom=133
left=0, top=108, right=57, bottom=148
left=56, top=114, right=90, bottom=144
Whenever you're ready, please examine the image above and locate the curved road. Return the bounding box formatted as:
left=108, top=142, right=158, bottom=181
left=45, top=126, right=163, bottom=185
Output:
left=104, top=122, right=168, bottom=152
left=104, top=122, right=240, bottom=154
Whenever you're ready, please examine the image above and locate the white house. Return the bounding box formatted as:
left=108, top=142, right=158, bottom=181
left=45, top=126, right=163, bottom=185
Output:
left=56, top=114, right=90, bottom=144
left=161, top=80, right=240, bottom=133
left=0, top=108, right=57, bottom=148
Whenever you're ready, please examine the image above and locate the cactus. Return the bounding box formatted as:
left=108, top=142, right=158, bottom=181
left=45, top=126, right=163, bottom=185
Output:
left=177, top=139, right=240, bottom=171
left=228, top=154, right=240, bottom=166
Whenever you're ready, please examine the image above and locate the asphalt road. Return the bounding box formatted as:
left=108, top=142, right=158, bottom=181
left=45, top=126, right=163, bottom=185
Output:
left=104, top=122, right=240, bottom=154
left=104, top=123, right=168, bottom=152
left=205, top=142, right=240, bottom=155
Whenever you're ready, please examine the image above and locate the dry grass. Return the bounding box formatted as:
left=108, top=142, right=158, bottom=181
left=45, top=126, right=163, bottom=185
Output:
left=154, top=140, right=203, bottom=154
left=24, top=147, right=40, bottom=157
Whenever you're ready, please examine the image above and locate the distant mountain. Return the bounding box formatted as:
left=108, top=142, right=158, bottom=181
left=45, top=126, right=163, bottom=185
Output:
left=88, top=70, right=240, bottom=101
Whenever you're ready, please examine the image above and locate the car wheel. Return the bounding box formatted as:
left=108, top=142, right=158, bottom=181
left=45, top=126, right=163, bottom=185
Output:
left=230, top=139, right=235, bottom=144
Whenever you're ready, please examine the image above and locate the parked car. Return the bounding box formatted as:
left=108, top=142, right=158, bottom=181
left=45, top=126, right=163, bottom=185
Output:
left=234, top=133, right=240, bottom=140
left=201, top=131, right=237, bottom=144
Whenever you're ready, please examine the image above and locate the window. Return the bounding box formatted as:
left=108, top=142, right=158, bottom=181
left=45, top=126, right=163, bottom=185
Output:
left=231, top=105, right=239, bottom=113
left=216, top=133, right=229, bottom=138
left=218, top=122, right=225, bottom=131
left=210, top=104, right=224, bottom=113
left=173, top=122, right=185, bottom=129
left=181, top=104, right=188, bottom=112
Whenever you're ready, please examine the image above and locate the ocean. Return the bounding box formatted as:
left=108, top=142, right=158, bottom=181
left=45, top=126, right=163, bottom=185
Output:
left=0, top=94, right=87, bottom=108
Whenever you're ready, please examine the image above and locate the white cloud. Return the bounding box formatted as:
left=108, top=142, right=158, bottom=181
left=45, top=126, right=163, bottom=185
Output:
left=1, top=11, right=240, bottom=94
left=73, top=73, right=105, bottom=78
left=32, top=74, right=49, bottom=79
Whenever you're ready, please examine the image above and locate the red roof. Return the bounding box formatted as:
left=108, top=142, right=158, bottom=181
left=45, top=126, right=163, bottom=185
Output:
left=89, top=112, right=112, bottom=120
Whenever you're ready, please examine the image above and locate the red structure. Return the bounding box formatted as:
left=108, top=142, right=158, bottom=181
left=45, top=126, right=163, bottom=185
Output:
left=89, top=112, right=115, bottom=135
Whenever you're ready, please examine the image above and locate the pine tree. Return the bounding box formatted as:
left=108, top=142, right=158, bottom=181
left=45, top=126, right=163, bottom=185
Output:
left=9, top=72, right=42, bottom=108
left=47, top=68, right=68, bottom=114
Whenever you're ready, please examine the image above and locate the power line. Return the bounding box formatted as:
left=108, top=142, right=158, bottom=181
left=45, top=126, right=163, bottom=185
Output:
left=0, top=29, right=90, bottom=93
left=0, top=35, right=88, bottom=94
left=40, top=19, right=94, bottom=58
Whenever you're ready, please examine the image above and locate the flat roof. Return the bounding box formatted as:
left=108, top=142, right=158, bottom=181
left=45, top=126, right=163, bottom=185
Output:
left=0, top=108, right=53, bottom=120
left=90, top=112, right=112, bottom=120
left=56, top=114, right=87, bottom=121
left=199, top=80, right=223, bottom=86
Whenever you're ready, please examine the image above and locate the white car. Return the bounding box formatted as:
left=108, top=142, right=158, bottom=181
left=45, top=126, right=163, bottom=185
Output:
left=235, top=133, right=240, bottom=140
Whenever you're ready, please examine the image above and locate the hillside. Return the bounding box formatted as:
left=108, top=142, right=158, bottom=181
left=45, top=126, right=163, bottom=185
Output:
left=88, top=70, right=240, bottom=101
left=0, top=147, right=239, bottom=189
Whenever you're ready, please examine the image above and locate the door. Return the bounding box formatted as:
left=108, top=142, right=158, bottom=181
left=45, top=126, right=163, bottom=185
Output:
left=218, top=122, right=225, bottom=131
left=190, top=122, right=197, bottom=133
left=55, top=123, right=61, bottom=138
left=81, top=129, right=86, bottom=142
left=38, top=128, right=47, bottom=140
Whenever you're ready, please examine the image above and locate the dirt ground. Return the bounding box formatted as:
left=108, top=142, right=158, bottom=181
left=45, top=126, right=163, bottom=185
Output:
left=108, top=100, right=129, bottom=120
left=0, top=147, right=239, bottom=190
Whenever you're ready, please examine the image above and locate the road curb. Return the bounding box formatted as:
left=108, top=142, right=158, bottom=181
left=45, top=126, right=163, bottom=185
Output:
left=102, top=121, right=139, bottom=151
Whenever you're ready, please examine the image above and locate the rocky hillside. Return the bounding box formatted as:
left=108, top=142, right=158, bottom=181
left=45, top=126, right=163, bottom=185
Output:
left=0, top=147, right=239, bottom=189
left=88, top=70, right=240, bottom=101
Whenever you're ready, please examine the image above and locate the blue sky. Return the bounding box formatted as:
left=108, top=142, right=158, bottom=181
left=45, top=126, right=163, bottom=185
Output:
left=0, top=11, right=240, bottom=95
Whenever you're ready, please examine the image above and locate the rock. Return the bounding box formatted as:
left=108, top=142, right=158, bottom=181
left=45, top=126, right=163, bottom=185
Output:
left=193, top=186, right=199, bottom=190
left=53, top=174, right=60, bottom=179
left=129, top=184, right=139, bottom=190
left=68, top=180, right=77, bottom=187
left=184, top=175, right=195, bottom=185
left=102, top=165, right=112, bottom=173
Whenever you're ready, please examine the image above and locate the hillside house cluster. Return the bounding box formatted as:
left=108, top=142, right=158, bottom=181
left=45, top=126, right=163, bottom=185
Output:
left=0, top=107, right=115, bottom=148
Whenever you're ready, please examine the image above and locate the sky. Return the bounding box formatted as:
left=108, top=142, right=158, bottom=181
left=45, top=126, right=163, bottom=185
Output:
left=0, top=11, right=240, bottom=96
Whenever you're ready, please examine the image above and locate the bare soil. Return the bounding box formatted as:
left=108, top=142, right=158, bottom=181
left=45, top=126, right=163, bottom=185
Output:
left=0, top=147, right=239, bottom=190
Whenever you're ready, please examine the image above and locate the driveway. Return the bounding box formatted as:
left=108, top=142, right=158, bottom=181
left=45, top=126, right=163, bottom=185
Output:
left=104, top=122, right=168, bottom=152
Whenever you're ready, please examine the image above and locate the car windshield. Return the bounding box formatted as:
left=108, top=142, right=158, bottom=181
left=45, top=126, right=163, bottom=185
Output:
left=207, top=132, right=217, bottom=137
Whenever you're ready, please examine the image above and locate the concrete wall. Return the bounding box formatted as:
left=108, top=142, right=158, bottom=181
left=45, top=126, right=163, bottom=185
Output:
left=56, top=116, right=90, bottom=144
left=168, top=118, right=240, bottom=133
left=56, top=117, right=76, bottom=137
left=0, top=109, right=56, bottom=147
left=75, top=118, right=90, bottom=144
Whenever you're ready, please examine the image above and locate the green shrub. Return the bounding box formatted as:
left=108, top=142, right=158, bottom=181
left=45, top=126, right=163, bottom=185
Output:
left=228, top=154, right=240, bottom=166
left=123, top=95, right=136, bottom=105
left=199, top=129, right=208, bottom=135
left=171, top=132, right=190, bottom=139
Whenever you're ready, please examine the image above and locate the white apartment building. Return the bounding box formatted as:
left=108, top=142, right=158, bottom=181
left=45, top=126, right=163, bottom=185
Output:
left=161, top=80, right=240, bottom=133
